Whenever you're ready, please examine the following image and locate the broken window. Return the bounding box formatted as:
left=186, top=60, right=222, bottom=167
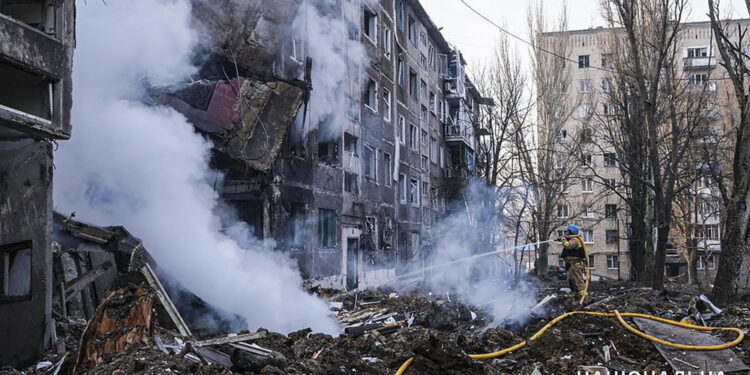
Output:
left=603, top=153, right=617, bottom=167
left=1, top=0, right=57, bottom=35
left=397, top=57, right=405, bottom=87
left=421, top=155, right=428, bottom=171
left=382, top=88, right=391, bottom=122
left=364, top=78, right=377, bottom=111
left=408, top=15, right=417, bottom=46
left=409, top=69, right=418, bottom=101
left=430, top=137, right=438, bottom=162
left=383, top=152, right=393, bottom=186
left=420, top=80, right=427, bottom=99
left=605, top=179, right=617, bottom=190
left=607, top=255, right=619, bottom=269
left=428, top=44, right=436, bottom=70
left=399, top=173, right=407, bottom=204
left=345, top=172, right=359, bottom=194
left=420, top=105, right=427, bottom=122
left=0, top=62, right=55, bottom=122
left=581, top=153, right=592, bottom=166
left=318, top=139, right=339, bottom=165
left=578, top=55, right=590, bottom=68
left=318, top=209, right=337, bottom=248
left=421, top=130, right=428, bottom=146
left=422, top=181, right=429, bottom=197
left=606, top=230, right=618, bottom=244
left=363, top=145, right=376, bottom=180
left=409, top=124, right=418, bottom=150
left=396, top=1, right=405, bottom=31
left=429, top=92, right=436, bottom=113
left=285, top=204, right=306, bottom=248
left=383, top=26, right=392, bottom=59
left=363, top=7, right=378, bottom=44
left=1, top=241, right=32, bottom=300
left=398, top=116, right=406, bottom=144
left=605, top=204, right=618, bottom=218
left=344, top=133, right=359, bottom=157
left=410, top=178, right=420, bottom=207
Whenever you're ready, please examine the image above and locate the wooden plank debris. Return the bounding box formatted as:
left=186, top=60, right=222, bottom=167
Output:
left=193, top=331, right=267, bottom=347
left=140, top=263, right=192, bottom=337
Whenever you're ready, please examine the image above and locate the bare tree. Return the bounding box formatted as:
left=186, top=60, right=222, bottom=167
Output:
left=707, top=0, right=750, bottom=303
left=525, top=2, right=587, bottom=276
left=598, top=0, right=708, bottom=289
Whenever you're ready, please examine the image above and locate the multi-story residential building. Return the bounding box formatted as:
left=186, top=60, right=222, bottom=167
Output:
left=0, top=0, right=76, bottom=367
left=164, top=0, right=484, bottom=291
left=540, top=20, right=748, bottom=282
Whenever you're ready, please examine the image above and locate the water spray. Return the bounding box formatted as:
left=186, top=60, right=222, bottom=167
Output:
left=386, top=239, right=555, bottom=285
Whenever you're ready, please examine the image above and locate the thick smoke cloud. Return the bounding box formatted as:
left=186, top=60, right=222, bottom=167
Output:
left=54, top=0, right=338, bottom=334
left=415, top=179, right=538, bottom=326
left=291, top=0, right=374, bottom=141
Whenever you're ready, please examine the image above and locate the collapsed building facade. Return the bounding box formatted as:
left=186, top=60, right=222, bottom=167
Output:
left=0, top=0, right=76, bottom=367
left=157, top=0, right=490, bottom=290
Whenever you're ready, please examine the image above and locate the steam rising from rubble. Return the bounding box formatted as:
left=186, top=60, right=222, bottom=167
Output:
left=420, top=180, right=538, bottom=327
left=54, top=0, right=338, bottom=334
left=291, top=0, right=373, bottom=141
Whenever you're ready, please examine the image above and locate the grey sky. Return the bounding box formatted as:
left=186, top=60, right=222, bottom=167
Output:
left=421, top=0, right=748, bottom=65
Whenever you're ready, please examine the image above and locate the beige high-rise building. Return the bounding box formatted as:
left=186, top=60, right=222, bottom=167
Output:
left=540, top=20, right=749, bottom=282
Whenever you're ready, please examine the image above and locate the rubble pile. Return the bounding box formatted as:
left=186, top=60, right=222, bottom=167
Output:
left=4, top=281, right=750, bottom=375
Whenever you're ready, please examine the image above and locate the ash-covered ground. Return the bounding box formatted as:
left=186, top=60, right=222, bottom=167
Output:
left=4, top=280, right=750, bottom=375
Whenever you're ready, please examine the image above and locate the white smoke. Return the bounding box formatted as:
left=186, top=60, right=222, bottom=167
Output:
left=291, top=0, right=374, bottom=141
left=54, top=0, right=339, bottom=335
left=419, top=179, right=538, bottom=326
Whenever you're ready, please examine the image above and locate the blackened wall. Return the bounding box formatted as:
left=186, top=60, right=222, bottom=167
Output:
left=0, top=140, right=53, bottom=367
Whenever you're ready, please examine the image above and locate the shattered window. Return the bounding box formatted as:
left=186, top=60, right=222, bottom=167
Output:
left=345, top=172, right=359, bottom=194
left=363, top=145, right=377, bottom=180
left=409, top=124, right=418, bottom=150
left=383, top=88, right=391, bottom=122
left=344, top=133, right=359, bottom=157
left=365, top=78, right=377, bottom=111
left=397, top=57, right=405, bottom=87
left=363, top=8, right=378, bottom=44
left=398, top=116, right=406, bottom=144
left=318, top=209, right=337, bottom=249
left=383, top=152, right=393, bottom=186
left=383, top=27, right=392, bottom=59
left=1, top=241, right=32, bottom=300
left=409, top=70, right=418, bottom=100
left=399, top=174, right=407, bottom=204
left=607, top=255, right=619, bottom=269
left=410, top=178, right=420, bottom=207
left=606, top=230, right=618, bottom=244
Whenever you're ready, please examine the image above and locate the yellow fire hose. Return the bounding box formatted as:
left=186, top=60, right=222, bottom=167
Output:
left=394, top=310, right=745, bottom=375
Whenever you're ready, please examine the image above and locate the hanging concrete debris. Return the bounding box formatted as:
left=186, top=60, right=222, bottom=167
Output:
left=153, top=77, right=306, bottom=172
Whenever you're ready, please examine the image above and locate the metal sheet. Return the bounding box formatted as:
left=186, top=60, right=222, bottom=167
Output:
left=633, top=317, right=748, bottom=373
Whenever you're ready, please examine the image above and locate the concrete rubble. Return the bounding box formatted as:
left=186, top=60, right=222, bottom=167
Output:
left=2, top=276, right=750, bottom=375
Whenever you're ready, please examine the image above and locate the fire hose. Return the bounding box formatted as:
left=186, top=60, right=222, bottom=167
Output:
left=394, top=310, right=745, bottom=374
left=394, top=240, right=744, bottom=374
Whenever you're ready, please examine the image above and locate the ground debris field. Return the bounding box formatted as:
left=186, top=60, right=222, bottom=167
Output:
left=4, top=281, right=750, bottom=375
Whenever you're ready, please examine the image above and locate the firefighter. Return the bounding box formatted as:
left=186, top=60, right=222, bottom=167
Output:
left=559, top=224, right=587, bottom=301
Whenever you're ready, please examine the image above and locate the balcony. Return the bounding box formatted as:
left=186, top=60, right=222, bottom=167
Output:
left=444, top=123, right=473, bottom=150
left=683, top=57, right=716, bottom=69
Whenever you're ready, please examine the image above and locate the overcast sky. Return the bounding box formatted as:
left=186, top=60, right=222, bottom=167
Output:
left=421, top=0, right=748, bottom=66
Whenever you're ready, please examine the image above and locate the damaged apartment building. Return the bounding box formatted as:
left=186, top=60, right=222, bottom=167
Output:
left=154, top=0, right=489, bottom=290
left=0, top=0, right=76, bottom=367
